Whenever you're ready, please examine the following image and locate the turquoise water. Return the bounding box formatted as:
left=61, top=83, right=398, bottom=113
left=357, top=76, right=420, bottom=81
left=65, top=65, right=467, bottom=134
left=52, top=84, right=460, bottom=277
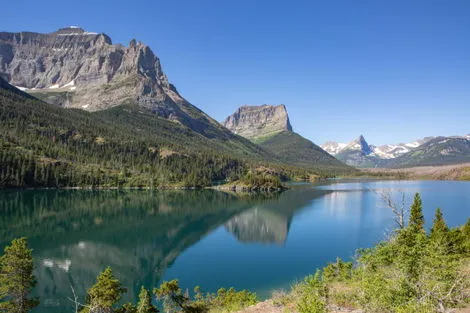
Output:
left=1, top=180, right=469, bottom=312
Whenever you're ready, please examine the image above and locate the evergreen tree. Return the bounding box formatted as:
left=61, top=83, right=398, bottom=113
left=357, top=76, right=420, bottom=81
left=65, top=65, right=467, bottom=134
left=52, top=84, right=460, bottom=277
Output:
left=81, top=267, right=126, bottom=313
left=0, top=237, right=39, bottom=313
left=430, top=208, right=449, bottom=240
left=136, top=286, right=158, bottom=313
left=409, top=193, right=425, bottom=233
left=395, top=193, right=427, bottom=282
left=462, top=218, right=470, bottom=254
left=154, top=280, right=207, bottom=313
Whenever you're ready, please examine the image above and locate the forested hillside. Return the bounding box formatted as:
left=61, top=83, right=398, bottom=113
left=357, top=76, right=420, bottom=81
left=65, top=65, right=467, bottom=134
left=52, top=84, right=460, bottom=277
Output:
left=0, top=82, right=350, bottom=188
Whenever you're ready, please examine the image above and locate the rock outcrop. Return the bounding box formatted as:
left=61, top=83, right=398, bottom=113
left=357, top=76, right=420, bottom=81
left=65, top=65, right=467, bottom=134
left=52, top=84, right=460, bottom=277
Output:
left=223, top=104, right=350, bottom=172
left=223, top=104, right=293, bottom=141
left=0, top=26, right=219, bottom=134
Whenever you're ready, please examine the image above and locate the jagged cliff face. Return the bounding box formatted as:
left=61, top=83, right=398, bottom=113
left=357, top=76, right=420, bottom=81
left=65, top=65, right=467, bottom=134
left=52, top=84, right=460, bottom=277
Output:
left=223, top=104, right=293, bottom=141
left=0, top=27, right=217, bottom=133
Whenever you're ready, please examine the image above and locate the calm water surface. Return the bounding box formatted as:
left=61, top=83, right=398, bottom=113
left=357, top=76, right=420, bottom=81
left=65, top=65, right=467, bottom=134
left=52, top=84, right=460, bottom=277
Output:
left=1, top=180, right=469, bottom=312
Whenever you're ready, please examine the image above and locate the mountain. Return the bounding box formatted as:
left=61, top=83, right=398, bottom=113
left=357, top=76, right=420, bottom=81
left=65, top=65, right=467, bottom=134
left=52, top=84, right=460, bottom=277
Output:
left=321, top=141, right=347, bottom=155
left=223, top=104, right=293, bottom=142
left=386, top=136, right=470, bottom=168
left=0, top=77, right=288, bottom=188
left=322, top=135, right=470, bottom=168
left=371, top=137, right=435, bottom=159
left=224, top=105, right=351, bottom=174
left=333, top=135, right=378, bottom=167
left=0, top=27, right=226, bottom=136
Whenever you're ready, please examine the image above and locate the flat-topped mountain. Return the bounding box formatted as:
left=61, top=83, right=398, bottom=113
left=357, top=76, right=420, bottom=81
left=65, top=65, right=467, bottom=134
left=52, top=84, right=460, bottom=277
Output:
left=0, top=26, right=223, bottom=134
left=224, top=105, right=351, bottom=174
left=223, top=104, right=292, bottom=141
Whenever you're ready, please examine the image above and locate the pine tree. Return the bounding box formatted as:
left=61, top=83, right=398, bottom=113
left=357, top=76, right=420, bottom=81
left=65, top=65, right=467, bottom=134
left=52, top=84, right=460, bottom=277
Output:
left=81, top=267, right=126, bottom=313
left=136, top=286, right=158, bottom=313
left=430, top=208, right=449, bottom=239
left=462, top=218, right=470, bottom=254
left=409, top=193, right=424, bottom=233
left=395, top=193, right=427, bottom=282
left=0, top=237, right=39, bottom=313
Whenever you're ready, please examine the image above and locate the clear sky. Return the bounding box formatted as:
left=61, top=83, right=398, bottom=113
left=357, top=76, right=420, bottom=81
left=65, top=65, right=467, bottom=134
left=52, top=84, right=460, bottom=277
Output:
left=1, top=0, right=469, bottom=145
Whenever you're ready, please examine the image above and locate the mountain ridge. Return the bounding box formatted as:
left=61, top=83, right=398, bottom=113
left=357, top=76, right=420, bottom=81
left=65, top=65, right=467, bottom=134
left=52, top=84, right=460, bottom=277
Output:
left=322, top=135, right=470, bottom=168
left=0, top=26, right=226, bottom=136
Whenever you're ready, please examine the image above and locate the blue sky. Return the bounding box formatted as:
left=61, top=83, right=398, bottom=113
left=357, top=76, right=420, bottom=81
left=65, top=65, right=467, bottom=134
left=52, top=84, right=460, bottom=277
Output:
left=1, top=0, right=469, bottom=145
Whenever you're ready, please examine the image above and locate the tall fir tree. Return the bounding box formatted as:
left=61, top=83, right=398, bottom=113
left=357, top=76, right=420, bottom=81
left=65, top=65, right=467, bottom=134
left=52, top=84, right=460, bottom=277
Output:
left=430, top=208, right=449, bottom=239
left=396, top=193, right=427, bottom=282
left=81, top=267, right=126, bottom=313
left=0, top=237, right=39, bottom=313
left=409, top=193, right=425, bottom=233
left=136, top=286, right=158, bottom=313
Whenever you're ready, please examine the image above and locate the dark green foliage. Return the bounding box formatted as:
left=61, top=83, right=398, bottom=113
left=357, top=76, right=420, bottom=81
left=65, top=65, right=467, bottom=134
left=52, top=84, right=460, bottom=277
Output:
left=258, top=131, right=353, bottom=176
left=238, top=171, right=283, bottom=189
left=116, top=303, right=137, bottom=313
left=0, top=238, right=39, bottom=313
left=0, top=87, right=251, bottom=188
left=322, top=257, right=353, bottom=282
left=136, top=287, right=158, bottom=313
left=154, top=280, right=208, bottom=313
left=295, top=271, right=328, bottom=313
left=409, top=193, right=424, bottom=233
left=353, top=198, right=468, bottom=312
left=208, top=287, right=258, bottom=312
left=430, top=208, right=449, bottom=243
left=0, top=85, right=347, bottom=188
left=281, top=195, right=469, bottom=313
left=153, top=280, right=258, bottom=313
left=463, top=218, right=470, bottom=254
left=81, top=267, right=126, bottom=313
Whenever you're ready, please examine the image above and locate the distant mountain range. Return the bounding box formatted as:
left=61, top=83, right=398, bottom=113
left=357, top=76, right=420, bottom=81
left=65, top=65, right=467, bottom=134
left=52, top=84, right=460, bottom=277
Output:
left=322, top=135, right=470, bottom=168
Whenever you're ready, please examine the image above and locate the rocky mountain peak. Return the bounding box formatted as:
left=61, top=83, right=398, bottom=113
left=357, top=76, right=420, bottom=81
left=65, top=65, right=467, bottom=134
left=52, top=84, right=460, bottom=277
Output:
left=345, top=135, right=373, bottom=155
left=223, top=104, right=293, bottom=140
left=0, top=27, right=224, bottom=135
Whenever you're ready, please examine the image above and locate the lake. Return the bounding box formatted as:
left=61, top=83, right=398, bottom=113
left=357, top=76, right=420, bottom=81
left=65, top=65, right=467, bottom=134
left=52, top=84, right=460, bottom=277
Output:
left=1, top=180, right=469, bottom=312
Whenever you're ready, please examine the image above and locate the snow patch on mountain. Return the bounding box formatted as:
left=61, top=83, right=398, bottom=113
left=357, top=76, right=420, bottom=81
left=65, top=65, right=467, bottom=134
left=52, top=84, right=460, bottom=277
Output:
left=321, top=142, right=347, bottom=155
left=321, top=136, right=437, bottom=159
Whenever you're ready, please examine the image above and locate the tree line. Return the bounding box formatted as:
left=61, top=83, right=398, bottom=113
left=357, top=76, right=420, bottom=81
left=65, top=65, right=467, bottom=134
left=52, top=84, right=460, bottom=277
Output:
left=1, top=88, right=314, bottom=189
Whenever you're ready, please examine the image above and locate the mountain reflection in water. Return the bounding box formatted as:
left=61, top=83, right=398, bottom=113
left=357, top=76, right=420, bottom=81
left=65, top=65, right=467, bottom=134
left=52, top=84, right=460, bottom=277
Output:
left=4, top=180, right=467, bottom=313
left=0, top=187, right=331, bottom=312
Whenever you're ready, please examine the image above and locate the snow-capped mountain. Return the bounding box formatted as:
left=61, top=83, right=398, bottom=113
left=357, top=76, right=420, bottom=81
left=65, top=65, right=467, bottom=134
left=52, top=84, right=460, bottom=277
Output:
left=321, top=141, right=347, bottom=155
left=370, top=137, right=435, bottom=159
left=321, top=134, right=470, bottom=168
left=321, top=136, right=435, bottom=159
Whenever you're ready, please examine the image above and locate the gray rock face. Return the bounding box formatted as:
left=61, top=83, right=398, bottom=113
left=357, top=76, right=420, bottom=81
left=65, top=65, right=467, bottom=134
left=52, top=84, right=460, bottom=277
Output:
left=0, top=27, right=217, bottom=132
left=223, top=104, right=293, bottom=140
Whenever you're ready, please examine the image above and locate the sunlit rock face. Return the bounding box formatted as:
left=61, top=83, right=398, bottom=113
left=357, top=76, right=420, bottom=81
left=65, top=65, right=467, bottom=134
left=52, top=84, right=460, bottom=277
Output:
left=0, top=27, right=219, bottom=133
left=223, top=104, right=293, bottom=141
